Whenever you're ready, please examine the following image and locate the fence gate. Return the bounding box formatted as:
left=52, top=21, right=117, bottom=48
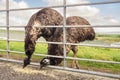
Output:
left=0, top=0, right=120, bottom=79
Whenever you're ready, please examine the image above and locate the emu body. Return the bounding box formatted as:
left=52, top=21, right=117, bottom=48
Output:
left=40, top=16, right=95, bottom=68
left=24, top=8, right=95, bottom=69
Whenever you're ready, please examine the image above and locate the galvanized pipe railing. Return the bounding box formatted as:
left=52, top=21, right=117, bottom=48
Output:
left=6, top=0, right=10, bottom=59
left=6, top=39, right=120, bottom=49
left=63, top=0, right=67, bottom=68
left=0, top=58, right=120, bottom=79
left=0, top=1, right=120, bottom=12
left=1, top=25, right=120, bottom=28
left=0, top=0, right=120, bottom=79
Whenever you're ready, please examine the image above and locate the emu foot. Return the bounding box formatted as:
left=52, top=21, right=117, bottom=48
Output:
left=75, top=60, right=80, bottom=69
left=71, top=60, right=80, bottom=69
left=23, top=58, right=31, bottom=68
left=71, top=64, right=80, bottom=69
left=75, top=63, right=80, bottom=69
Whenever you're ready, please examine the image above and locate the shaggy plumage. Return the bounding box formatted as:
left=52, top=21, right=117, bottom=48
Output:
left=24, top=8, right=95, bottom=69
left=23, top=8, right=63, bottom=68
left=40, top=16, right=95, bottom=69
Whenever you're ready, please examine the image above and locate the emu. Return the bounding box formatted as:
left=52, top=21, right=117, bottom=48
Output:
left=40, top=16, right=95, bottom=69
left=23, top=8, right=63, bottom=68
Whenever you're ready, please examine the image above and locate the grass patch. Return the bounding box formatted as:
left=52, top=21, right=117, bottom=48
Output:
left=96, top=34, right=120, bottom=43
left=0, top=40, right=6, bottom=50
left=79, top=61, right=120, bottom=74
left=1, top=40, right=120, bottom=61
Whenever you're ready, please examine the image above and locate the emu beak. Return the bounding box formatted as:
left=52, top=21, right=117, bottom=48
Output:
left=23, top=58, right=31, bottom=68
left=23, top=63, right=28, bottom=68
left=39, top=64, right=44, bottom=69
left=23, top=64, right=26, bottom=68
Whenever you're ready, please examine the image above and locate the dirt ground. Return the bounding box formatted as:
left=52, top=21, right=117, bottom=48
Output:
left=0, top=61, right=119, bottom=80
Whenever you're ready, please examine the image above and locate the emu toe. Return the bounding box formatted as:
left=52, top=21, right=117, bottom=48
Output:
left=76, top=64, right=80, bottom=69
left=71, top=60, right=80, bottom=69
left=71, top=64, right=80, bottom=69
left=23, top=58, right=31, bottom=68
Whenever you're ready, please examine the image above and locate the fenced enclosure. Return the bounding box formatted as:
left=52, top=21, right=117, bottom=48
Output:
left=0, top=0, right=120, bottom=79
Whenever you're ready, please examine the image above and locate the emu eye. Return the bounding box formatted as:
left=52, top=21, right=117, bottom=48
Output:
left=43, top=59, right=50, bottom=64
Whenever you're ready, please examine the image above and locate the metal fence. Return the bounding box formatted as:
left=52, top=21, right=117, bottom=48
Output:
left=0, top=0, right=120, bottom=79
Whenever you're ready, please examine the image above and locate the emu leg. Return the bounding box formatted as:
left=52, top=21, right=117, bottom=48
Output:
left=23, top=35, right=36, bottom=68
left=71, top=46, right=80, bottom=69
left=71, top=53, right=80, bottom=69
left=71, top=54, right=76, bottom=68
left=75, top=59, right=80, bottom=69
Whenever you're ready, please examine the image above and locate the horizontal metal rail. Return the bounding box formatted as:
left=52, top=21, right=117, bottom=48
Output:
left=8, top=39, right=24, bottom=42
left=0, top=58, right=120, bottom=79
left=66, top=43, right=120, bottom=48
left=66, top=0, right=120, bottom=7
left=35, top=53, right=120, bottom=64
left=0, top=26, right=6, bottom=28
left=0, top=5, right=63, bottom=12
left=8, top=39, right=120, bottom=49
left=0, top=49, right=6, bottom=52
left=0, top=1, right=120, bottom=12
left=1, top=25, right=120, bottom=28
left=50, top=67, right=120, bottom=79
left=1, top=39, right=120, bottom=49
left=66, top=57, right=120, bottom=64
left=0, top=37, right=7, bottom=40
left=10, top=50, right=64, bottom=59
left=0, top=10, right=7, bottom=12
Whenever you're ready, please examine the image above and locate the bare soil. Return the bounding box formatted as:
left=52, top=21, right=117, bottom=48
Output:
left=0, top=61, right=119, bottom=80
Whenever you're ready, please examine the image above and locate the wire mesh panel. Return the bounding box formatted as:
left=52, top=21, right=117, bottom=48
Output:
left=0, top=0, right=120, bottom=79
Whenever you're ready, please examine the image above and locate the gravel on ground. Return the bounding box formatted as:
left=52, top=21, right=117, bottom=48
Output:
left=0, top=61, right=119, bottom=80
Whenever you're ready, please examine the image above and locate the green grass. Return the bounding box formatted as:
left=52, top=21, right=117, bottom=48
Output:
left=0, top=34, right=120, bottom=74
left=0, top=40, right=119, bottom=61
left=96, top=34, right=120, bottom=43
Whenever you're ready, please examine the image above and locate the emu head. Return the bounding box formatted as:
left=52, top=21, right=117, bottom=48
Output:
left=40, top=57, right=63, bottom=69
left=40, top=44, right=64, bottom=69
left=40, top=58, right=50, bottom=69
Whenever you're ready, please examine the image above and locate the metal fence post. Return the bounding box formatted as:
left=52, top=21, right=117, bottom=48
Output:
left=63, top=0, right=67, bottom=68
left=6, top=0, right=10, bottom=59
